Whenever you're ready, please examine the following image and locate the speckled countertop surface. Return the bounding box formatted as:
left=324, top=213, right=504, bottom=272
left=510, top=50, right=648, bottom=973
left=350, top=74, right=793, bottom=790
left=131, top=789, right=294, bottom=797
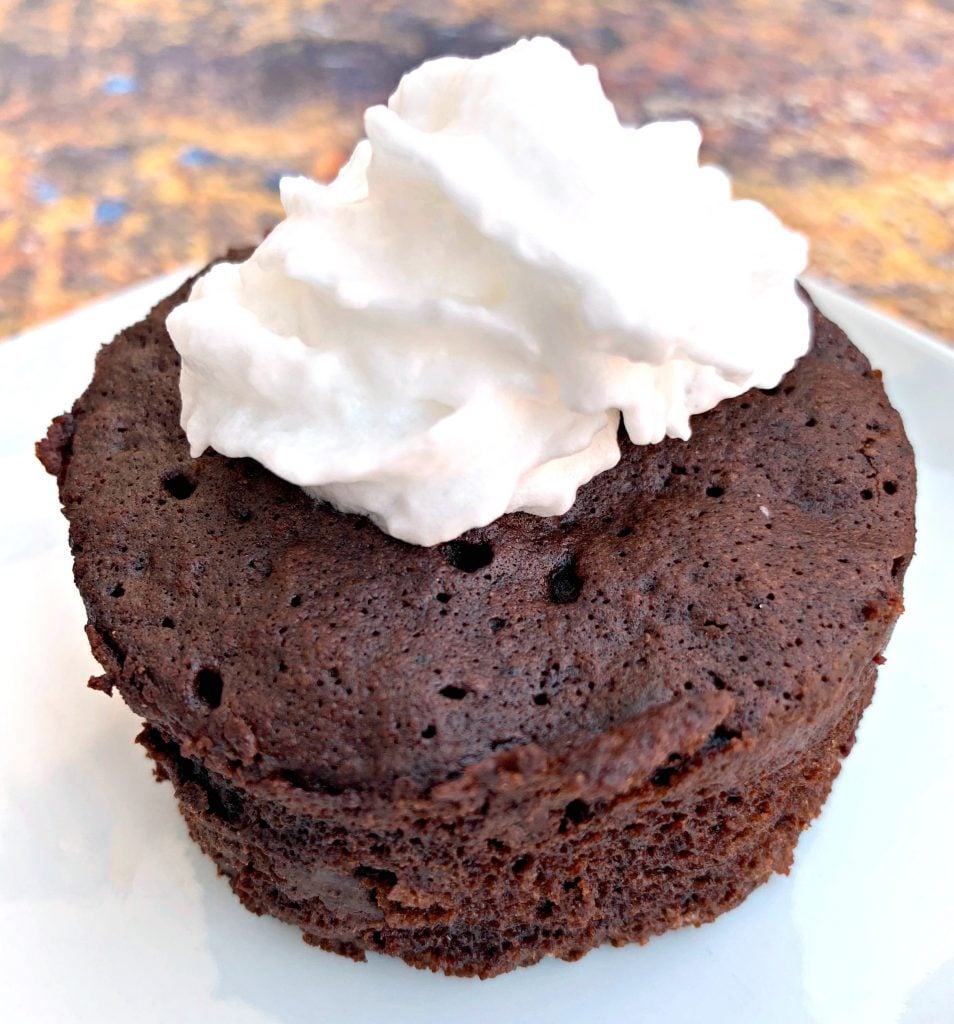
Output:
left=1, top=0, right=952, bottom=342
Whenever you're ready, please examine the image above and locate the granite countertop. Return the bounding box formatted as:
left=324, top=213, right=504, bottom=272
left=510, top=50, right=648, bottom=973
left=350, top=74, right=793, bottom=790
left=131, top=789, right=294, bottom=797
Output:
left=1, top=0, right=952, bottom=342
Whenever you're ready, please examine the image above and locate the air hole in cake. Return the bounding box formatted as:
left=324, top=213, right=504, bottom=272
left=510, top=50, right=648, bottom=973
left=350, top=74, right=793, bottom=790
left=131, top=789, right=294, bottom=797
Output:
left=891, top=555, right=906, bottom=578
left=759, top=384, right=782, bottom=396
left=489, top=616, right=507, bottom=632
left=549, top=554, right=583, bottom=604
left=280, top=768, right=342, bottom=794
left=110, top=583, right=125, bottom=598
left=860, top=488, right=874, bottom=500
left=616, top=526, right=633, bottom=538
left=161, top=616, right=175, bottom=629
left=442, top=539, right=493, bottom=573
left=435, top=592, right=452, bottom=604
left=564, top=798, right=591, bottom=825
left=671, top=464, right=687, bottom=475
left=289, top=594, right=302, bottom=607
left=438, top=684, right=467, bottom=700
left=354, top=865, right=397, bottom=888
left=195, top=668, right=223, bottom=709
left=650, top=762, right=678, bottom=788
left=707, top=724, right=742, bottom=751
left=883, top=481, right=897, bottom=495
left=708, top=671, right=727, bottom=690
left=421, top=724, right=437, bottom=739
left=208, top=786, right=245, bottom=824
left=511, top=854, right=533, bottom=874
left=706, top=485, right=725, bottom=498
left=805, top=417, right=817, bottom=427
left=98, top=628, right=126, bottom=670
left=162, top=469, right=197, bottom=500
left=533, top=693, right=550, bottom=706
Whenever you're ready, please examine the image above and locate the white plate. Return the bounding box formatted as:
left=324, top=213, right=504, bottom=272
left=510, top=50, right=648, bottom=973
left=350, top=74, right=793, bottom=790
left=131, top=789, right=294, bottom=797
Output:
left=1, top=276, right=952, bottom=1024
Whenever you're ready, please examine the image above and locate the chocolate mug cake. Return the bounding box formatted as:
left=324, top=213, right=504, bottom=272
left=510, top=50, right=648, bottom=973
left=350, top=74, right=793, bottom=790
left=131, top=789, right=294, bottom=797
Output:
left=39, top=39, right=915, bottom=977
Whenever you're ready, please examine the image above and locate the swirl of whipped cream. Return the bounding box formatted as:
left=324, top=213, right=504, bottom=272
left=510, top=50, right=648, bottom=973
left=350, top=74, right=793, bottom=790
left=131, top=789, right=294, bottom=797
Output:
left=167, top=37, right=809, bottom=546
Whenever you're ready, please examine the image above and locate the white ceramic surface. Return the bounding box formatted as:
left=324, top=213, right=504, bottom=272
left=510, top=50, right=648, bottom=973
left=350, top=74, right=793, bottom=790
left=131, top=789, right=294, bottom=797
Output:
left=0, top=275, right=951, bottom=1024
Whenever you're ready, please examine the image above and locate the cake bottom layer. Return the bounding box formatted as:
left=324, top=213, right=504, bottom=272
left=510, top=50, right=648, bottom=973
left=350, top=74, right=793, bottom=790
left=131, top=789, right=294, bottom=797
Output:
left=139, top=668, right=875, bottom=978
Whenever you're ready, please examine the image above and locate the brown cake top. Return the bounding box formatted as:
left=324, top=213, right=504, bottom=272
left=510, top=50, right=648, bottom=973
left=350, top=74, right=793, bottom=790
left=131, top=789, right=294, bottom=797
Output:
left=40, top=262, right=915, bottom=797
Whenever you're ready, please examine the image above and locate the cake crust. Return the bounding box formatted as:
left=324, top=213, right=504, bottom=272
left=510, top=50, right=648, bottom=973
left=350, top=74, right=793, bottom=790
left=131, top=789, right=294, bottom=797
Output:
left=39, top=256, right=915, bottom=976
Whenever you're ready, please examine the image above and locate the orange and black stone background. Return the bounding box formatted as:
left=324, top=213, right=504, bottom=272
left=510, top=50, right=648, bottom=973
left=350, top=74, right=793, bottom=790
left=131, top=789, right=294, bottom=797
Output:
left=1, top=0, right=952, bottom=341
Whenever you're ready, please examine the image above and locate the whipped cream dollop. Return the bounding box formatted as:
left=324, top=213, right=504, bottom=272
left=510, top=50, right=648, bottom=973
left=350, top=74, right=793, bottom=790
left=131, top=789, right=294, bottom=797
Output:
left=167, top=37, right=809, bottom=546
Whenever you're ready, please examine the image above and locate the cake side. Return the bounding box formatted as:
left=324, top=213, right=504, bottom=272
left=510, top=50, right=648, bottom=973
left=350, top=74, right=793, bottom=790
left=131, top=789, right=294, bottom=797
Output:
left=136, top=656, right=879, bottom=977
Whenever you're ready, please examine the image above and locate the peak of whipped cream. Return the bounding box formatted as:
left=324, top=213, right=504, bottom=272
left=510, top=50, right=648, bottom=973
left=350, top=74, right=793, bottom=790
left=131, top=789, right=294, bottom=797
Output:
left=167, top=37, right=810, bottom=546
